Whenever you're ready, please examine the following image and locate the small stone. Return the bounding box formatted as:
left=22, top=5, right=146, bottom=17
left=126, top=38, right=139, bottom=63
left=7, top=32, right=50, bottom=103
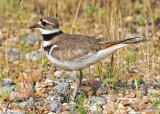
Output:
left=48, top=112, right=54, bottom=114
left=26, top=51, right=42, bottom=61
left=35, top=82, right=47, bottom=88
left=147, top=88, right=158, bottom=94
left=90, top=97, right=107, bottom=105
left=11, top=108, right=23, bottom=113
left=9, top=91, right=23, bottom=101
left=126, top=106, right=133, bottom=112
left=47, top=100, right=62, bottom=112
left=102, top=103, right=115, bottom=114
left=36, top=90, right=45, bottom=97
left=124, top=16, right=133, bottom=22
left=88, top=103, right=102, bottom=113
left=61, top=103, right=69, bottom=111
left=59, top=111, right=70, bottom=114
left=0, top=87, right=10, bottom=94
left=125, top=93, right=136, bottom=98
left=80, top=84, right=95, bottom=96
left=118, top=103, right=125, bottom=110
left=4, top=81, right=16, bottom=88
left=110, top=95, right=117, bottom=102
left=117, top=82, right=126, bottom=87
left=52, top=92, right=68, bottom=103
left=28, top=97, right=34, bottom=107
left=19, top=70, right=42, bottom=84
left=120, top=100, right=132, bottom=106
left=0, top=42, right=2, bottom=46
left=9, top=53, right=21, bottom=61
left=75, top=90, right=88, bottom=103
left=130, top=83, right=136, bottom=89
left=156, top=75, right=160, bottom=82
left=12, top=101, right=27, bottom=108
left=68, top=104, right=76, bottom=112
left=26, top=34, right=42, bottom=46
left=12, top=48, right=20, bottom=53
left=54, top=70, right=65, bottom=78
left=132, top=79, right=144, bottom=84
left=55, top=82, right=70, bottom=93
left=17, top=83, right=32, bottom=99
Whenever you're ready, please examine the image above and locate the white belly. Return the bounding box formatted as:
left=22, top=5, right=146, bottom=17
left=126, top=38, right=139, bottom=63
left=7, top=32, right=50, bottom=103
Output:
left=45, top=44, right=128, bottom=71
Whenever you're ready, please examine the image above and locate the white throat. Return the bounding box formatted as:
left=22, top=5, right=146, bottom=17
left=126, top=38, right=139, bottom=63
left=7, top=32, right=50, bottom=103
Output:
left=38, top=28, right=61, bottom=34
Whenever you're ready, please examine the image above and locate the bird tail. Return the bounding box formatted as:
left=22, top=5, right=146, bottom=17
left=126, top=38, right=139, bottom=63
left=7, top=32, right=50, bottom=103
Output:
left=119, top=37, right=150, bottom=44
left=100, top=37, right=150, bottom=50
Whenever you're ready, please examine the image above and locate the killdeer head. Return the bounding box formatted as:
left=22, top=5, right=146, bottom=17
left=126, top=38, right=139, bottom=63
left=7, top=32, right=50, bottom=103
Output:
left=29, top=17, right=61, bottom=34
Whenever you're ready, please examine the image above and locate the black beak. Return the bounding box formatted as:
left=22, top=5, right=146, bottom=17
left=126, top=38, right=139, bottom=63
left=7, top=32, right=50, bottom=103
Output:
left=28, top=24, right=40, bottom=29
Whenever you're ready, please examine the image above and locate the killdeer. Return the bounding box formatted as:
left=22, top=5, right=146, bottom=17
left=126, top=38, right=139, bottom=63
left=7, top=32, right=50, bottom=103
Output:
left=29, top=17, right=148, bottom=97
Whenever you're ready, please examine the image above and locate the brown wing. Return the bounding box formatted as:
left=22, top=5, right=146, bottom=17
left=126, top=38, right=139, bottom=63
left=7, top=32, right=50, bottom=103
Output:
left=50, top=34, right=148, bottom=61
left=50, top=33, right=107, bottom=61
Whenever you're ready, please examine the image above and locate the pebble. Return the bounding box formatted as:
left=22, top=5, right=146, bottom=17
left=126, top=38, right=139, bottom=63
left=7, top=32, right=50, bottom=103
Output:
left=79, top=84, right=94, bottom=96
left=90, top=97, right=107, bottom=105
left=26, top=34, right=42, bottom=46
left=75, top=89, right=88, bottom=103
left=26, top=51, right=42, bottom=61
left=130, top=83, right=136, bottom=89
left=120, top=100, right=132, bottom=106
left=47, top=100, right=62, bottom=112
left=68, top=104, right=76, bottom=112
left=59, top=111, right=70, bottom=114
left=132, top=79, right=144, bottom=84
left=147, top=88, right=159, bottom=94
left=0, top=87, right=10, bottom=94
left=10, top=109, right=26, bottom=114
left=88, top=103, right=102, bottom=114
left=55, top=82, right=70, bottom=93
left=102, top=103, right=116, bottom=114
left=118, top=103, right=125, bottom=110
left=110, top=95, right=118, bottom=102
left=61, top=103, right=69, bottom=111
left=54, top=70, right=65, bottom=78
left=12, top=101, right=27, bottom=108
left=17, top=83, right=32, bottom=99
left=9, top=91, right=23, bottom=101
left=125, top=93, right=136, bottom=98
left=7, top=48, right=20, bottom=53
left=52, top=92, right=67, bottom=103
left=4, top=81, right=16, bottom=88
left=19, top=70, right=42, bottom=84
left=28, top=97, right=34, bottom=107
left=9, top=53, right=21, bottom=61
left=0, top=41, right=2, bottom=46
left=117, top=82, right=126, bottom=87
left=156, top=75, right=160, bottom=82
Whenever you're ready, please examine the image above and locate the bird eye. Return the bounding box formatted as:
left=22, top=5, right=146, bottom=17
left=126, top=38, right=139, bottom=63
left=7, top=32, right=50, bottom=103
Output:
left=42, top=21, right=47, bottom=26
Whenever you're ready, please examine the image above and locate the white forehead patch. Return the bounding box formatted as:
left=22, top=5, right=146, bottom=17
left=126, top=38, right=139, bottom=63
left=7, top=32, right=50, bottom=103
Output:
left=38, top=21, right=42, bottom=26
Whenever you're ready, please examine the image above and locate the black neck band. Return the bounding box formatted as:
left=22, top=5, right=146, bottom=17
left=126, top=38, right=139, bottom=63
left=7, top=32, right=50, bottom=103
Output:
left=44, top=45, right=52, bottom=53
left=42, top=31, right=63, bottom=41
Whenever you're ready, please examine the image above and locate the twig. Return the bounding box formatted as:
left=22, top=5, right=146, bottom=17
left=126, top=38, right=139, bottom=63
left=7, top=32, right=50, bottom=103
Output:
left=5, top=103, right=9, bottom=112
left=70, top=0, right=82, bottom=34
left=87, top=0, right=97, bottom=35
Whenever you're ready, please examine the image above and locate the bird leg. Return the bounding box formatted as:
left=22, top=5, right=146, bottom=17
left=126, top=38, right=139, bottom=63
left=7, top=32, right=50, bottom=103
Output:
left=72, top=70, right=83, bottom=101
left=79, top=70, right=83, bottom=85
